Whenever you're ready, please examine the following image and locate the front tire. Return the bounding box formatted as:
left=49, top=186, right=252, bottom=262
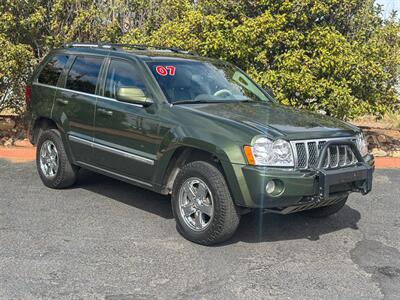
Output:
left=300, top=196, right=348, bottom=218
left=36, top=129, right=78, bottom=189
left=171, top=161, right=240, bottom=245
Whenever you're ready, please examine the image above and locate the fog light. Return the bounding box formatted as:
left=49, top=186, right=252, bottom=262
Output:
left=266, top=180, right=276, bottom=194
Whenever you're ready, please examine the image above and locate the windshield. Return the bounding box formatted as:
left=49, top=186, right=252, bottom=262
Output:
left=146, top=60, right=272, bottom=104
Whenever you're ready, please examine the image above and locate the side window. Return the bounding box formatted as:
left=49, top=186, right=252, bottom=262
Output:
left=104, top=59, right=148, bottom=100
left=66, top=56, right=103, bottom=94
left=38, top=55, right=69, bottom=86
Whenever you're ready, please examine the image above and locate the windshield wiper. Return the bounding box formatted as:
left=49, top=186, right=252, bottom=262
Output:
left=172, top=100, right=226, bottom=105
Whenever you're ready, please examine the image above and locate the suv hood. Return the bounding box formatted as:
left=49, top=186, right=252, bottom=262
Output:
left=182, top=101, right=359, bottom=140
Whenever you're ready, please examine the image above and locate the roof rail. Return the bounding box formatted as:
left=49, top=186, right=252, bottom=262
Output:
left=62, top=43, right=198, bottom=55
left=63, top=43, right=115, bottom=49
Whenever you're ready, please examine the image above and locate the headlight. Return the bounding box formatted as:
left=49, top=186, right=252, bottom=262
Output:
left=356, top=133, right=368, bottom=157
left=244, top=137, right=294, bottom=166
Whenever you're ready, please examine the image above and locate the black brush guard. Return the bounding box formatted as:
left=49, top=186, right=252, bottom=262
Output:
left=315, top=140, right=373, bottom=200
left=264, top=140, right=374, bottom=215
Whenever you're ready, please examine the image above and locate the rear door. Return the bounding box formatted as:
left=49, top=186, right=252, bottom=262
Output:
left=31, top=54, right=69, bottom=120
left=52, top=55, right=104, bottom=164
left=93, top=58, right=160, bottom=184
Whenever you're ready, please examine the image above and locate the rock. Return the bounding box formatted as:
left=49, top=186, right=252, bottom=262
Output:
left=14, top=139, right=31, bottom=147
left=377, top=134, right=387, bottom=143
left=391, top=151, right=400, bottom=158
left=0, top=119, right=16, bottom=131
left=3, top=138, right=13, bottom=147
left=371, top=148, right=387, bottom=157
left=366, top=135, right=376, bottom=144
left=0, top=137, right=8, bottom=145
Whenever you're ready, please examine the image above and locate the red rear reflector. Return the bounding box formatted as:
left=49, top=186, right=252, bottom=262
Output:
left=25, top=85, right=31, bottom=105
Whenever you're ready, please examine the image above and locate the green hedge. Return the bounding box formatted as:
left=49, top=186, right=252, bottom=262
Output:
left=1, top=0, right=399, bottom=119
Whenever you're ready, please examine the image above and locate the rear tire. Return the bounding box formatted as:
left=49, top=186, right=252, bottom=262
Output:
left=300, top=196, right=348, bottom=218
left=36, top=129, right=78, bottom=189
left=171, top=161, right=240, bottom=245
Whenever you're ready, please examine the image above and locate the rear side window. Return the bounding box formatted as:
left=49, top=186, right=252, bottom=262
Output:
left=38, top=55, right=69, bottom=86
left=104, top=59, right=148, bottom=99
left=66, top=56, right=103, bottom=94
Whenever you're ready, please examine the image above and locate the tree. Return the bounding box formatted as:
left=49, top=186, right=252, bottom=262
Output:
left=0, top=35, right=33, bottom=113
left=0, top=0, right=399, bottom=119
left=126, top=0, right=399, bottom=119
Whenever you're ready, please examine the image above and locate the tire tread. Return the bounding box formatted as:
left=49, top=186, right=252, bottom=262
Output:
left=36, top=129, right=78, bottom=189
left=172, top=161, right=240, bottom=245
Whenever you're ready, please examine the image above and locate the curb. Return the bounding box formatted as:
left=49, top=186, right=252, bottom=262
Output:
left=0, top=146, right=36, bottom=163
left=374, top=157, right=400, bottom=169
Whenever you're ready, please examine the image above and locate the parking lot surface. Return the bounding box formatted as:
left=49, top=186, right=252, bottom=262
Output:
left=0, top=159, right=399, bottom=299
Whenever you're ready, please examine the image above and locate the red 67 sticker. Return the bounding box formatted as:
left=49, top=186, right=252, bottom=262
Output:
left=155, top=65, right=176, bottom=76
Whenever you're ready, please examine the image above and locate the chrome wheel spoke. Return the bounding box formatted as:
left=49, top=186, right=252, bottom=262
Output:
left=196, top=183, right=207, bottom=200
left=46, top=143, right=52, bottom=155
left=50, top=148, right=57, bottom=158
left=50, top=161, right=57, bottom=172
left=181, top=203, right=195, bottom=217
left=178, top=177, right=214, bottom=232
left=194, top=211, right=203, bottom=229
left=39, top=140, right=59, bottom=178
left=49, top=166, right=55, bottom=176
left=197, top=202, right=212, bottom=217
left=183, top=184, right=196, bottom=202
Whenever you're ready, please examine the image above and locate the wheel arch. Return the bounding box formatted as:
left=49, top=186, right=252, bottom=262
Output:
left=31, top=117, right=58, bottom=145
left=31, top=116, right=75, bottom=163
left=154, top=142, right=246, bottom=207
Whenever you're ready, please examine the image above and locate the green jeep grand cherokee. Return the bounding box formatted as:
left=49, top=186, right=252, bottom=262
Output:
left=26, top=43, right=374, bottom=245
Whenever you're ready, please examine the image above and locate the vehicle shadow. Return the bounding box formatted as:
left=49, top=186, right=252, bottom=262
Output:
left=75, top=169, right=173, bottom=219
left=227, top=205, right=360, bottom=245
left=75, top=169, right=361, bottom=244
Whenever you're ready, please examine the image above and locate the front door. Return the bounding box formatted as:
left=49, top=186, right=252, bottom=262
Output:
left=52, top=55, right=104, bottom=164
left=93, top=58, right=161, bottom=184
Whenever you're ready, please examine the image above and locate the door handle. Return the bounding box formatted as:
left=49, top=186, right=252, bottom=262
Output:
left=56, top=98, right=69, bottom=105
left=97, top=108, right=113, bottom=116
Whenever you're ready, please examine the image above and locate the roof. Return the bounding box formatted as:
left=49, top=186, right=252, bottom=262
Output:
left=52, top=43, right=225, bottom=65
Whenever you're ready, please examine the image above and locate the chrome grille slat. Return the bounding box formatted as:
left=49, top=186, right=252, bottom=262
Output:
left=291, top=138, right=357, bottom=170
left=326, top=147, right=331, bottom=168
left=304, top=142, right=309, bottom=169
left=316, top=141, right=321, bottom=157
left=335, top=146, right=340, bottom=168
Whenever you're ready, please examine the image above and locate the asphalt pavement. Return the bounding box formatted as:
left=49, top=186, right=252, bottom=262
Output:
left=0, top=159, right=399, bottom=299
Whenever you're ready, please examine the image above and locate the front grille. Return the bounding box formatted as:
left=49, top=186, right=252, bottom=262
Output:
left=291, top=138, right=357, bottom=170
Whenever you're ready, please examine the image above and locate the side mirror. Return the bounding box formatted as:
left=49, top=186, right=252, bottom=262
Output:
left=117, top=87, right=153, bottom=106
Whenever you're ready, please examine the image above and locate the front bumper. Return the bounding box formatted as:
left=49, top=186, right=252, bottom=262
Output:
left=238, top=153, right=374, bottom=210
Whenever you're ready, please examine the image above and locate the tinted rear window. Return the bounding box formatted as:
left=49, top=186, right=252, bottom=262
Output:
left=38, top=55, right=69, bottom=86
left=66, top=56, right=103, bottom=94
